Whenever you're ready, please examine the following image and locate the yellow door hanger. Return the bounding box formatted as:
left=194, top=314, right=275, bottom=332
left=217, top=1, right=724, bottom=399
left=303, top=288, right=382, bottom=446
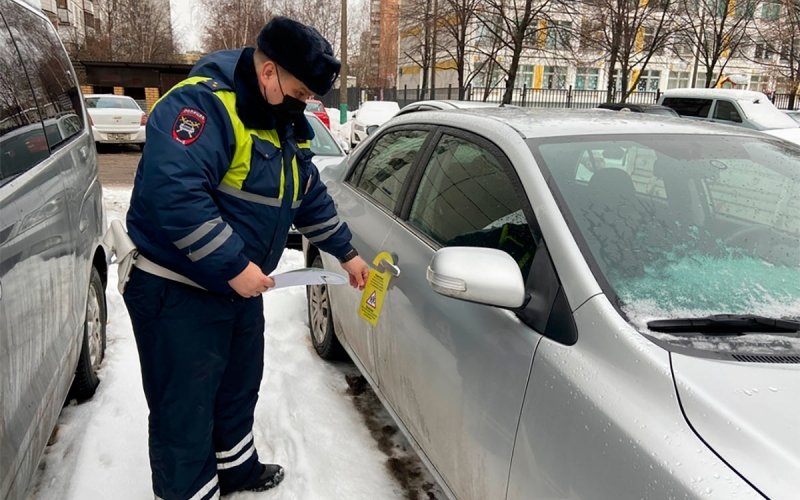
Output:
left=358, top=251, right=395, bottom=326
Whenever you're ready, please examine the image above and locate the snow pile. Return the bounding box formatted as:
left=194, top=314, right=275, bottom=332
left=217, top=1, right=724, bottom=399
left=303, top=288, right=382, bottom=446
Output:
left=28, top=187, right=442, bottom=500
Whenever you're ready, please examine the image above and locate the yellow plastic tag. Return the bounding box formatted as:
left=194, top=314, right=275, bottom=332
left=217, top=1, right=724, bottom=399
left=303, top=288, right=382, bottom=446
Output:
left=358, top=251, right=394, bottom=326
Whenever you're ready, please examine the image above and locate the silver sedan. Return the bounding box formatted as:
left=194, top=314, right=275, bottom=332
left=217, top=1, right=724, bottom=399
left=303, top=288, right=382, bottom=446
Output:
left=303, top=108, right=800, bottom=500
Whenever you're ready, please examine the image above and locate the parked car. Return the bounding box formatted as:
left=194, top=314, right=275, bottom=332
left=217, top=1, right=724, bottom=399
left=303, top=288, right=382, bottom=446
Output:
left=305, top=99, right=331, bottom=128
left=303, top=107, right=799, bottom=500
left=786, top=110, right=800, bottom=124
left=84, top=94, right=147, bottom=148
left=659, top=88, right=800, bottom=145
left=286, top=112, right=347, bottom=250
left=1, top=1, right=108, bottom=499
left=396, top=99, right=513, bottom=116
left=597, top=102, right=680, bottom=117
left=349, top=100, right=400, bottom=147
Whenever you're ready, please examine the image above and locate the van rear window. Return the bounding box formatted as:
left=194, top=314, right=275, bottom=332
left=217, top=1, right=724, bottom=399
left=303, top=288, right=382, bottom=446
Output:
left=661, top=98, right=712, bottom=118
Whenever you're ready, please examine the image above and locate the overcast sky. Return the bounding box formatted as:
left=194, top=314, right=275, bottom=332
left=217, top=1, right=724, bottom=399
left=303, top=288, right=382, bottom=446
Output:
left=171, top=0, right=205, bottom=52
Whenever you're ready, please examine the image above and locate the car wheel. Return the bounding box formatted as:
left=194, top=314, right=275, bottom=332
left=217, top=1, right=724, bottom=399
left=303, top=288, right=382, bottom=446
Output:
left=68, top=266, right=107, bottom=402
left=307, top=254, right=345, bottom=360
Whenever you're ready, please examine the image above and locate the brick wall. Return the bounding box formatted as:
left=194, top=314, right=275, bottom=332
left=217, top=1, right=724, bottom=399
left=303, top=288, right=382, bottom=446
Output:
left=113, top=86, right=124, bottom=95
left=145, top=87, right=161, bottom=114
left=80, top=85, right=93, bottom=95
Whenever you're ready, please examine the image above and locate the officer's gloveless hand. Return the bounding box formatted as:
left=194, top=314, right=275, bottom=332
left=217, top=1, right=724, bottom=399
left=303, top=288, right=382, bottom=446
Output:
left=341, top=256, right=370, bottom=290
left=229, top=261, right=276, bottom=297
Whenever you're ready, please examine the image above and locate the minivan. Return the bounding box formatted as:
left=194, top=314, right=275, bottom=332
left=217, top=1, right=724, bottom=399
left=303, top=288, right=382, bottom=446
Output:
left=659, top=88, right=800, bottom=145
left=1, top=1, right=108, bottom=498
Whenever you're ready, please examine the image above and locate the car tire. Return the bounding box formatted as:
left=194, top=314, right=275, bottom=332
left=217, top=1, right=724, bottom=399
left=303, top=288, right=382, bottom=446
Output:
left=68, top=266, right=107, bottom=402
left=307, top=254, right=345, bottom=360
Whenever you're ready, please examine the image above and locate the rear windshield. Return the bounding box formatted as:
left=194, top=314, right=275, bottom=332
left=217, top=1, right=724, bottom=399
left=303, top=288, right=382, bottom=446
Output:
left=305, top=101, right=324, bottom=112
left=85, top=96, right=140, bottom=110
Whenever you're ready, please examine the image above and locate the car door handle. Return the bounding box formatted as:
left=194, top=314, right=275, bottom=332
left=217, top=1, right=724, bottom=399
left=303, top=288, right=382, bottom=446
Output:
left=79, top=145, right=88, bottom=161
left=377, top=256, right=401, bottom=277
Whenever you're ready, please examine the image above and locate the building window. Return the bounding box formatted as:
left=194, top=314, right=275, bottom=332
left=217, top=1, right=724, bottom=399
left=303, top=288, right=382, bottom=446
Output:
left=643, top=27, right=664, bottom=55
left=518, top=65, right=535, bottom=87
left=57, top=0, right=68, bottom=8
left=545, top=21, right=572, bottom=50
left=543, top=66, right=567, bottom=89
left=749, top=74, right=771, bottom=93
left=755, top=43, right=777, bottom=60
left=668, top=71, right=691, bottom=89
left=761, top=0, right=781, bottom=19
left=637, top=70, right=661, bottom=92
left=575, top=67, right=599, bottom=90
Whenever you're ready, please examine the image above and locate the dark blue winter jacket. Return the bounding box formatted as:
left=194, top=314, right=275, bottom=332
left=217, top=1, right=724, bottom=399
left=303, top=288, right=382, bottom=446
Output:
left=126, top=48, right=353, bottom=293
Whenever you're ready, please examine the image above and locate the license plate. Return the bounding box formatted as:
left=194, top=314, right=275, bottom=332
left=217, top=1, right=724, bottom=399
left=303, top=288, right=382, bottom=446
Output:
left=108, top=133, right=130, bottom=141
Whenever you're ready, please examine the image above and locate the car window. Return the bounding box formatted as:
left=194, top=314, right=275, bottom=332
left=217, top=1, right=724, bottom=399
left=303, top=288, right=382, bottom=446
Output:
left=85, top=96, right=141, bottom=110
left=0, top=14, right=48, bottom=182
left=306, top=115, right=341, bottom=156
left=662, top=97, right=712, bottom=118
left=713, top=100, right=742, bottom=123
left=305, top=101, right=323, bottom=112
left=3, top=2, right=84, bottom=151
left=351, top=129, right=428, bottom=211
left=408, top=134, right=537, bottom=276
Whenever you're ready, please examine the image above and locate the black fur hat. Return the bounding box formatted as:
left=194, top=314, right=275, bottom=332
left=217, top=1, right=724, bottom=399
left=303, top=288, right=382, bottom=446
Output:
left=257, top=16, right=341, bottom=96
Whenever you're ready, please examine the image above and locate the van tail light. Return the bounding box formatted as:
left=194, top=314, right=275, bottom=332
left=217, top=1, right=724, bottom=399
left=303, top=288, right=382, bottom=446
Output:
left=140, top=114, right=147, bottom=126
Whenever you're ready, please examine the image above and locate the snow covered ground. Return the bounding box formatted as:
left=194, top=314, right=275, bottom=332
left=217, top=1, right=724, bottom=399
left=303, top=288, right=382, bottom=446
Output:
left=27, top=187, right=443, bottom=500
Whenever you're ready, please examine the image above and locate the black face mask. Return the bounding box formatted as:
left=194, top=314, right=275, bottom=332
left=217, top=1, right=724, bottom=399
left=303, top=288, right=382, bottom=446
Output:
left=273, top=95, right=306, bottom=123
left=266, top=69, right=307, bottom=124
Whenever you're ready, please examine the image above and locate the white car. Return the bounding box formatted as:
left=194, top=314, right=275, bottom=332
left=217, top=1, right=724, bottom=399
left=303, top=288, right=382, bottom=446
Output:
left=84, top=94, right=147, bottom=148
left=659, top=89, right=800, bottom=146
left=349, top=100, right=400, bottom=148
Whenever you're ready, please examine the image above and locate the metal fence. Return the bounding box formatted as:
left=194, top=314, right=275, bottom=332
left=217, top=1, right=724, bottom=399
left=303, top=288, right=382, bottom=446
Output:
left=320, top=85, right=799, bottom=111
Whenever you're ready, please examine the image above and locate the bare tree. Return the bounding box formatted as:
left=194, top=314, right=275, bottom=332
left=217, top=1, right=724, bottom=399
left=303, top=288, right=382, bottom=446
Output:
left=681, top=0, right=756, bottom=88
left=744, top=0, right=800, bottom=107
left=480, top=0, right=558, bottom=104
left=266, top=0, right=342, bottom=52
left=580, top=0, right=679, bottom=102
left=201, top=0, right=271, bottom=52
left=436, top=0, right=487, bottom=98
left=398, top=0, right=435, bottom=97
left=82, top=0, right=175, bottom=62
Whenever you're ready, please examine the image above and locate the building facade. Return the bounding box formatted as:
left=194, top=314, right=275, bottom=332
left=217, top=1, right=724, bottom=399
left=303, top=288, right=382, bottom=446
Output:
left=397, top=0, right=799, bottom=100
left=39, top=0, right=97, bottom=55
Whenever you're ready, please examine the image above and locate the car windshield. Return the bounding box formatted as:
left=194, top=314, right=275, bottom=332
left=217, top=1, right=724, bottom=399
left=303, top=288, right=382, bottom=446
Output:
left=532, top=134, right=800, bottom=350
left=306, top=115, right=342, bottom=157
left=737, top=99, right=798, bottom=130
left=85, top=96, right=140, bottom=110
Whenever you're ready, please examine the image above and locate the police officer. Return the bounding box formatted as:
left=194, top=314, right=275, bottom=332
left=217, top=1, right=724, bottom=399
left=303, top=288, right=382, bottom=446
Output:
left=123, top=17, right=370, bottom=500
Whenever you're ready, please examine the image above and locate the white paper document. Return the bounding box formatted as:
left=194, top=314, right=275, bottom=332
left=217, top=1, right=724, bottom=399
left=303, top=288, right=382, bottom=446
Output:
left=270, top=268, right=348, bottom=289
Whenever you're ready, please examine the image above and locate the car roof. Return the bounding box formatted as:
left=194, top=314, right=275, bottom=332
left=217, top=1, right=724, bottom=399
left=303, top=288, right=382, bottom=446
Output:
left=84, top=94, right=135, bottom=99
left=661, top=88, right=769, bottom=101
left=387, top=107, right=767, bottom=140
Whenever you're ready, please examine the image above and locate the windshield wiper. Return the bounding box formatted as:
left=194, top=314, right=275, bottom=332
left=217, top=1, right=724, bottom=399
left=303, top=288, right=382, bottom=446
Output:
left=647, top=314, right=800, bottom=336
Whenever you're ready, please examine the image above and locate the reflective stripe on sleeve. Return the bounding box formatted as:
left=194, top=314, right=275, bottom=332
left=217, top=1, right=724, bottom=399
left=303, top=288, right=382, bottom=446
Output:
left=173, top=217, right=223, bottom=249
left=188, top=225, right=233, bottom=262
left=296, top=216, right=339, bottom=235
left=307, top=220, right=344, bottom=244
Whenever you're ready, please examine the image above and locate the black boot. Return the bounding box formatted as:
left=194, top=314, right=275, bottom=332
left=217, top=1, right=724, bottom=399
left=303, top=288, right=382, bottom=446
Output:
left=244, top=463, right=284, bottom=492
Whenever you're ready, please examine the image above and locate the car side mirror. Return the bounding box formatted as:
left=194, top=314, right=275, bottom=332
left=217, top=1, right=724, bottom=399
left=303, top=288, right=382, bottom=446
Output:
left=427, top=247, right=526, bottom=309
left=339, top=138, right=350, bottom=153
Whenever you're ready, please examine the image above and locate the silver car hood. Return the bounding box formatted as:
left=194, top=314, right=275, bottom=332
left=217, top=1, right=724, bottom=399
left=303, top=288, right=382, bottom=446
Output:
left=671, top=352, right=800, bottom=498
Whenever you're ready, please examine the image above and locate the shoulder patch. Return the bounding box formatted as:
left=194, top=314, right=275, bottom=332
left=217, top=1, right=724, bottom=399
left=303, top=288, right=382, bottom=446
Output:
left=172, top=108, right=207, bottom=145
